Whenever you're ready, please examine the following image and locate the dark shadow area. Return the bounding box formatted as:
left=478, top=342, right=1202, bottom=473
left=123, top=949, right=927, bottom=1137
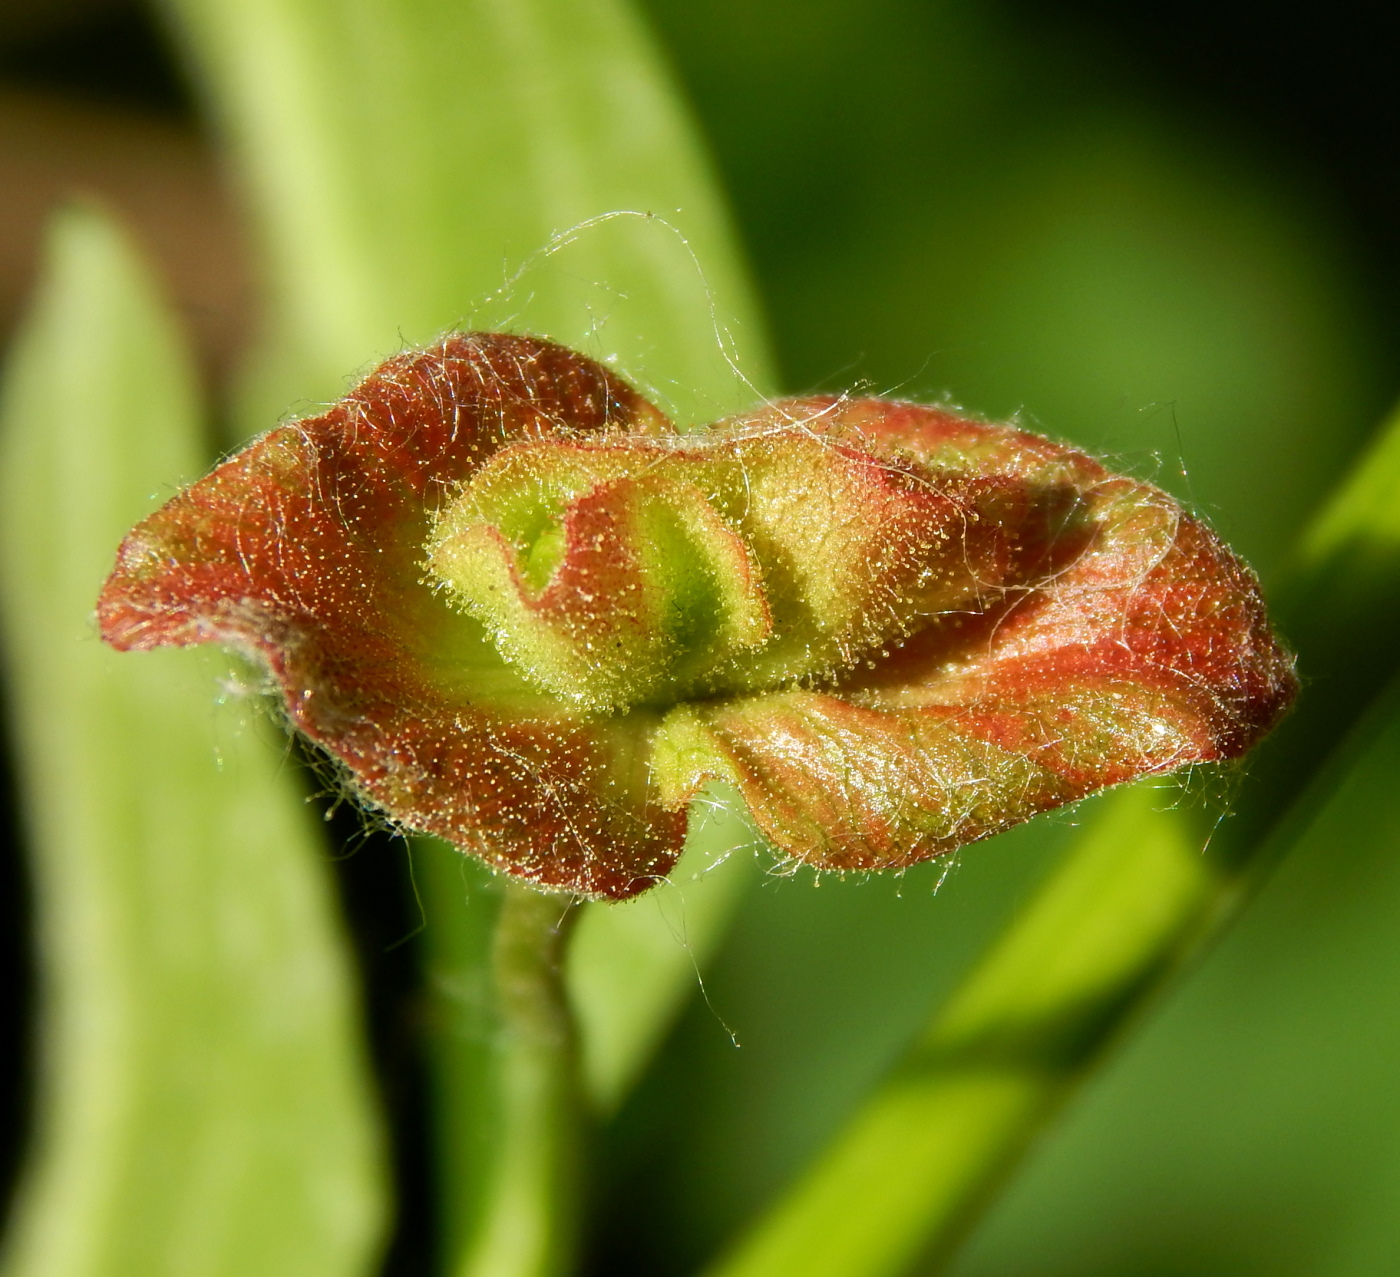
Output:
left=0, top=3, right=250, bottom=387
left=0, top=684, right=36, bottom=1224
left=314, top=775, right=438, bottom=1277
left=1014, top=0, right=1400, bottom=331
left=0, top=1, right=191, bottom=116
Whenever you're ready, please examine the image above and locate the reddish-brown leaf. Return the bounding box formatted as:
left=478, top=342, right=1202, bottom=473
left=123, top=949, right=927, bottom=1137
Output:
left=99, top=335, right=1295, bottom=898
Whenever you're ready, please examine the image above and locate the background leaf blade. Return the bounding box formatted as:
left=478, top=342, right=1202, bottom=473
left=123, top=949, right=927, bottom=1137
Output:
left=162, top=0, right=772, bottom=429
left=0, top=205, right=386, bottom=1276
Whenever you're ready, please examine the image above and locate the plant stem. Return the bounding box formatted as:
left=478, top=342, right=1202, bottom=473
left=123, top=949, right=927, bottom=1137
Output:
left=417, top=841, right=585, bottom=1277
left=456, top=883, right=584, bottom=1277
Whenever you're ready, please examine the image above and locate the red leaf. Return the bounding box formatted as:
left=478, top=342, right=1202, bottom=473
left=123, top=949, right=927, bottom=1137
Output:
left=98, top=336, right=1295, bottom=898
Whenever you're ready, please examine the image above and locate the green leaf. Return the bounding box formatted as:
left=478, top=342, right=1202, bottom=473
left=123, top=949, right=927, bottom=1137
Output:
left=1297, top=399, right=1400, bottom=563
left=704, top=396, right=1400, bottom=1277
left=0, top=206, right=386, bottom=1275
left=702, top=783, right=1216, bottom=1277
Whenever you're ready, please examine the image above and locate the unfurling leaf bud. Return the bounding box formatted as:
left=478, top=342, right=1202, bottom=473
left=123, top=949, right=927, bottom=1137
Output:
left=97, top=334, right=1295, bottom=899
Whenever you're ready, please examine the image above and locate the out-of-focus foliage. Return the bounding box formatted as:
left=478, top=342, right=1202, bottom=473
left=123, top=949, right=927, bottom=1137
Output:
left=0, top=206, right=384, bottom=1277
left=163, top=0, right=770, bottom=432
left=951, top=689, right=1400, bottom=1275
left=704, top=781, right=1222, bottom=1277
left=640, top=0, right=1385, bottom=578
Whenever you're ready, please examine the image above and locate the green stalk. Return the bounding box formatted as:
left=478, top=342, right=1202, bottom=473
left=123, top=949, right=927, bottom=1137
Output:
left=457, top=885, right=584, bottom=1277
left=706, top=399, right=1400, bottom=1277
left=415, top=844, right=589, bottom=1277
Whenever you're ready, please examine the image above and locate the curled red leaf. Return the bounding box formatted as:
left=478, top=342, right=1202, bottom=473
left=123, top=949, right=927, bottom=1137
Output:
left=98, top=333, right=1296, bottom=899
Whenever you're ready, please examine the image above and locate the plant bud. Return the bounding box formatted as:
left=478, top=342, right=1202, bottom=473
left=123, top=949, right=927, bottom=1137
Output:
left=98, top=334, right=1296, bottom=898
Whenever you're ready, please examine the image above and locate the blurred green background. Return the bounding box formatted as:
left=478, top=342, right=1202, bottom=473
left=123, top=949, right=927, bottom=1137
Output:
left=0, top=0, right=1396, bottom=1274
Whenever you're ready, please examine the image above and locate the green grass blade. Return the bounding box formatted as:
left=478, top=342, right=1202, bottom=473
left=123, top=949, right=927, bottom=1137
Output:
left=705, top=399, right=1400, bottom=1277
left=0, top=206, right=386, bottom=1277
left=1299, top=399, right=1400, bottom=561
left=1249, top=399, right=1400, bottom=843
left=706, top=784, right=1216, bottom=1277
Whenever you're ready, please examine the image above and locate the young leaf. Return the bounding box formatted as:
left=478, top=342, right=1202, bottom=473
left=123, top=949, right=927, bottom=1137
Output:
left=0, top=207, right=385, bottom=1276
left=97, top=340, right=1292, bottom=900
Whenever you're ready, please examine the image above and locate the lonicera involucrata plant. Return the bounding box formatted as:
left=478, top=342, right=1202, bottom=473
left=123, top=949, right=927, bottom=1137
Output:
left=96, top=332, right=1295, bottom=900
left=89, top=317, right=1303, bottom=1277
left=2, top=1, right=1400, bottom=1277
